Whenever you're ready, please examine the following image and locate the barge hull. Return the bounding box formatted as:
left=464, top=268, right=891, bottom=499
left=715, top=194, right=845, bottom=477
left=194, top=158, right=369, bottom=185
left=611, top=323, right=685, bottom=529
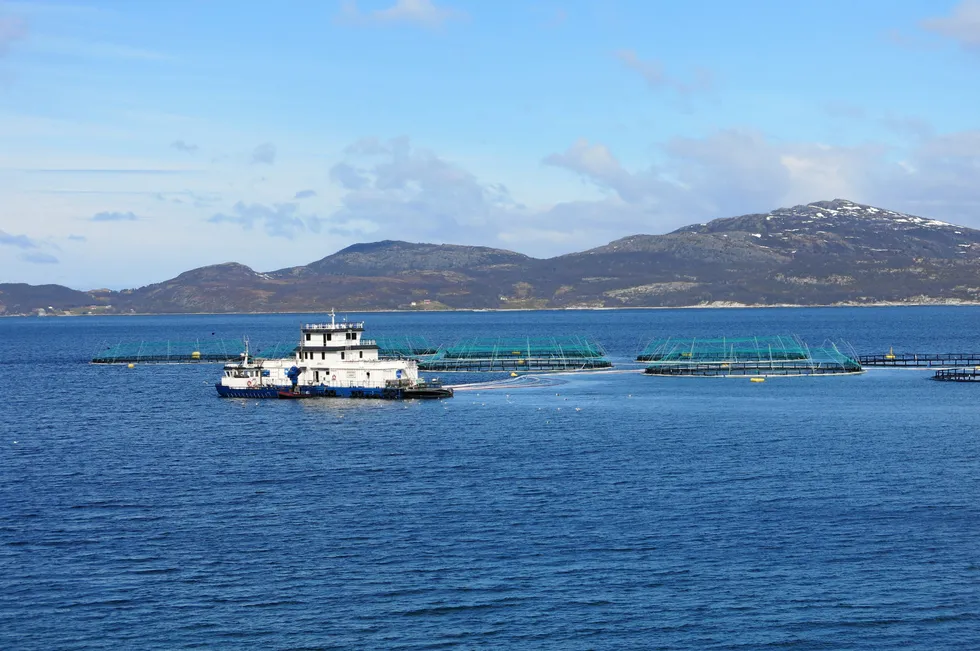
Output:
left=215, top=384, right=452, bottom=400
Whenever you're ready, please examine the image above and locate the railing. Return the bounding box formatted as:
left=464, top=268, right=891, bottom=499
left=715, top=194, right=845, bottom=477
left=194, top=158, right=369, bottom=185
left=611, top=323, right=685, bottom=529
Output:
left=298, top=339, right=377, bottom=349
left=859, top=353, right=980, bottom=367
left=933, top=368, right=980, bottom=381
left=644, top=360, right=862, bottom=376
left=303, top=322, right=365, bottom=331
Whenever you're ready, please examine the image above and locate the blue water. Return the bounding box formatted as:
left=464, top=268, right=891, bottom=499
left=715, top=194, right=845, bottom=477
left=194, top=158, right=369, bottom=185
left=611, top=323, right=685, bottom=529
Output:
left=2, top=307, right=979, bottom=649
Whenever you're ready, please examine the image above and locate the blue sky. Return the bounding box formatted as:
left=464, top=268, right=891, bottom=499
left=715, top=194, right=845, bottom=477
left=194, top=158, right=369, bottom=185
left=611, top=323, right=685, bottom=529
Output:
left=1, top=0, right=978, bottom=289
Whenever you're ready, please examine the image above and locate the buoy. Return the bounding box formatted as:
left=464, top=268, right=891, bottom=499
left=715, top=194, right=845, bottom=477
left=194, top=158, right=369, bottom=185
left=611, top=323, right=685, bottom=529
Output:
left=750, top=377, right=765, bottom=383
left=191, top=351, right=201, bottom=360
left=127, top=363, right=135, bottom=369
left=510, top=372, right=518, bottom=377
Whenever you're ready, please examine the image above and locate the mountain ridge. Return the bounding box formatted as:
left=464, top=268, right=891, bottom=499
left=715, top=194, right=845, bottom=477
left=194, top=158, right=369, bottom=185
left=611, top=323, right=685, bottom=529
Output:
left=5, top=199, right=980, bottom=315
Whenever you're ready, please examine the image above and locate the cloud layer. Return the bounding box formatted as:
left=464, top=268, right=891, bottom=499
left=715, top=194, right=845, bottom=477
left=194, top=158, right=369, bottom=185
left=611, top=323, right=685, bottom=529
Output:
left=307, top=125, right=980, bottom=254
left=543, top=128, right=980, bottom=231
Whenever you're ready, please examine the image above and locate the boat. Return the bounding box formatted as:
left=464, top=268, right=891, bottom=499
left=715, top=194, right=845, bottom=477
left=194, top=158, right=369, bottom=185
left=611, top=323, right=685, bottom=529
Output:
left=215, top=311, right=453, bottom=400
left=277, top=390, right=314, bottom=399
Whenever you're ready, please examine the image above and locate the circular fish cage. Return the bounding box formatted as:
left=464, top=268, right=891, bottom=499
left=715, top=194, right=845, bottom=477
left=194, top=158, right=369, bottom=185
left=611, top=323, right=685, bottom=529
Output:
left=420, top=336, right=612, bottom=372
left=640, top=336, right=863, bottom=377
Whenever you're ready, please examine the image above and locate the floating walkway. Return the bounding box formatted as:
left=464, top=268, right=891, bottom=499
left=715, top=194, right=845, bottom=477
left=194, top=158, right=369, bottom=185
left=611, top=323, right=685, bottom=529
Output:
left=92, top=339, right=249, bottom=364
left=859, top=352, right=980, bottom=368
left=932, top=368, right=980, bottom=382
left=419, top=336, right=612, bottom=372
left=641, top=335, right=862, bottom=377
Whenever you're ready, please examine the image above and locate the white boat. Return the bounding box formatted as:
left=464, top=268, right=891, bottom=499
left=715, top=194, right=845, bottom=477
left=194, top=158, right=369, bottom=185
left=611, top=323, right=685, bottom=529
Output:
left=215, top=312, right=453, bottom=400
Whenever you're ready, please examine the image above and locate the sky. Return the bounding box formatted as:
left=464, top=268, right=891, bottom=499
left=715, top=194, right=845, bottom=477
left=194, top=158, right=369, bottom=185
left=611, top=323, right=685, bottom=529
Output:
left=0, top=0, right=979, bottom=289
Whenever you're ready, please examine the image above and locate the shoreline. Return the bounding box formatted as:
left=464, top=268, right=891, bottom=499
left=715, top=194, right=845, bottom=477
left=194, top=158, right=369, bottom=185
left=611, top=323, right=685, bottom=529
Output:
left=6, top=300, right=980, bottom=318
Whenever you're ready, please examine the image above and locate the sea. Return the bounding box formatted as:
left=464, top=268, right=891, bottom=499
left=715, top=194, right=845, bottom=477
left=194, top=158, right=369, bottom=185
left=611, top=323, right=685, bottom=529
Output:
left=1, top=306, right=978, bottom=650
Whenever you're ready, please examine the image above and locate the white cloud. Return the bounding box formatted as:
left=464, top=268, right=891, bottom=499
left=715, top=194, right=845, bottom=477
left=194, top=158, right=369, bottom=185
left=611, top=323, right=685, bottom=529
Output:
left=171, top=140, right=199, bottom=153
left=91, top=210, right=140, bottom=222
left=0, top=15, right=26, bottom=56
left=338, top=0, right=464, bottom=29
left=0, top=228, right=38, bottom=249
left=326, top=137, right=520, bottom=242
left=329, top=162, right=369, bottom=189
left=22, top=251, right=58, bottom=264
left=208, top=201, right=320, bottom=239
left=544, top=138, right=664, bottom=203
left=922, top=1, right=980, bottom=48
left=250, top=142, right=277, bottom=165
left=615, top=49, right=713, bottom=98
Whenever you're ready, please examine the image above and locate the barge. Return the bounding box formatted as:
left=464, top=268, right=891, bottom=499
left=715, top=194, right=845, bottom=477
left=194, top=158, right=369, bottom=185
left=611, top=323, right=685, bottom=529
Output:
left=216, top=312, right=453, bottom=400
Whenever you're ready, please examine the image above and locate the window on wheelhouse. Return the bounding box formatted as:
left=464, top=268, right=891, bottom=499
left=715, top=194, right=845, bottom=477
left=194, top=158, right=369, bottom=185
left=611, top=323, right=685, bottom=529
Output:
left=341, top=352, right=345, bottom=360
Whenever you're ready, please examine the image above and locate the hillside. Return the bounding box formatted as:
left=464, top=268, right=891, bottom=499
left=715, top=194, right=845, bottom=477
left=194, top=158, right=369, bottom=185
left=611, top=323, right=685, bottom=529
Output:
left=6, top=199, right=980, bottom=315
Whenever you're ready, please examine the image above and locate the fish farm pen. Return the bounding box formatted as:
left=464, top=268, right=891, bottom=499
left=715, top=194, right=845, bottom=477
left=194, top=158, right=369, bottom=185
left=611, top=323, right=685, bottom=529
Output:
left=91, top=339, right=249, bottom=364
left=418, top=336, right=612, bottom=372
left=376, top=336, right=440, bottom=360
left=641, top=336, right=863, bottom=377
left=638, top=335, right=810, bottom=363
left=932, top=368, right=980, bottom=382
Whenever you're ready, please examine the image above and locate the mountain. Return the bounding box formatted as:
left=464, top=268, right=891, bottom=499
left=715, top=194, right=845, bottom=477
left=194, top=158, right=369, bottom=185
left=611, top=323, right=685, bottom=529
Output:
left=275, top=240, right=532, bottom=277
left=6, top=199, right=980, bottom=315
left=0, top=283, right=107, bottom=316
